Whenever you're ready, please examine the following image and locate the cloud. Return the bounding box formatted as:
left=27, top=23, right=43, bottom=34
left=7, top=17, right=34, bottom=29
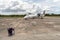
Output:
left=0, top=0, right=38, bottom=13
left=53, top=0, right=60, bottom=2
left=0, top=0, right=60, bottom=15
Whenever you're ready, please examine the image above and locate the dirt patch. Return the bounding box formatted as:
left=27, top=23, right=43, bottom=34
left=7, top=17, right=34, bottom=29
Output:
left=0, top=17, right=60, bottom=40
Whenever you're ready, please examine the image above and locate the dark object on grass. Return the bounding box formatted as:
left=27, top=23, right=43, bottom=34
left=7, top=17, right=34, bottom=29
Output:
left=7, top=27, right=15, bottom=36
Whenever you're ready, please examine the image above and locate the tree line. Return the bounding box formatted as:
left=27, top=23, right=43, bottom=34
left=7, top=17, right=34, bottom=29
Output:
left=0, top=13, right=60, bottom=17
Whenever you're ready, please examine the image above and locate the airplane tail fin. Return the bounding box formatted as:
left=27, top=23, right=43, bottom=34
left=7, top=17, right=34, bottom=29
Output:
left=43, top=10, right=45, bottom=16
left=40, top=10, right=46, bottom=19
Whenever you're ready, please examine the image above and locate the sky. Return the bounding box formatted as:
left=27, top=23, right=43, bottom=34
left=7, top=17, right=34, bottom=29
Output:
left=0, top=0, right=60, bottom=15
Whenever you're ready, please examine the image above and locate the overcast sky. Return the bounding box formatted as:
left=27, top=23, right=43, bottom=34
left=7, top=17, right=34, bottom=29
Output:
left=0, top=0, right=60, bottom=15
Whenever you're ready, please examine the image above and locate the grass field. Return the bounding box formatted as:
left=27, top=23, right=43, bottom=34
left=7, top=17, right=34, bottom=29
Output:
left=0, top=14, right=60, bottom=17
left=0, top=15, right=25, bottom=17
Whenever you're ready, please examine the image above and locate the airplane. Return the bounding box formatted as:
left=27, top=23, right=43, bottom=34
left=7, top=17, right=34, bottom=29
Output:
left=24, top=10, right=46, bottom=20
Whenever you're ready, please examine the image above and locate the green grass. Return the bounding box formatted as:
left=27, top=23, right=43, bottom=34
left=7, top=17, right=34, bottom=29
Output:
left=0, top=14, right=60, bottom=17
left=0, top=15, right=25, bottom=17
left=45, top=14, right=60, bottom=17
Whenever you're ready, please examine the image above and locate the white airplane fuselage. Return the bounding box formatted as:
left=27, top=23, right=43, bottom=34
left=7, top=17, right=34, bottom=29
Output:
left=24, top=10, right=45, bottom=19
left=24, top=14, right=38, bottom=19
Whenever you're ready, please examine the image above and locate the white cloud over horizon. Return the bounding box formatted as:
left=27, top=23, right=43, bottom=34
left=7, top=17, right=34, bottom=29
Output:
left=0, top=0, right=60, bottom=15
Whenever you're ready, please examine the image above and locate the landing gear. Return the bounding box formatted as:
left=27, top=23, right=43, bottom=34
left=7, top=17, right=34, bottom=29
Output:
left=40, top=16, right=44, bottom=19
